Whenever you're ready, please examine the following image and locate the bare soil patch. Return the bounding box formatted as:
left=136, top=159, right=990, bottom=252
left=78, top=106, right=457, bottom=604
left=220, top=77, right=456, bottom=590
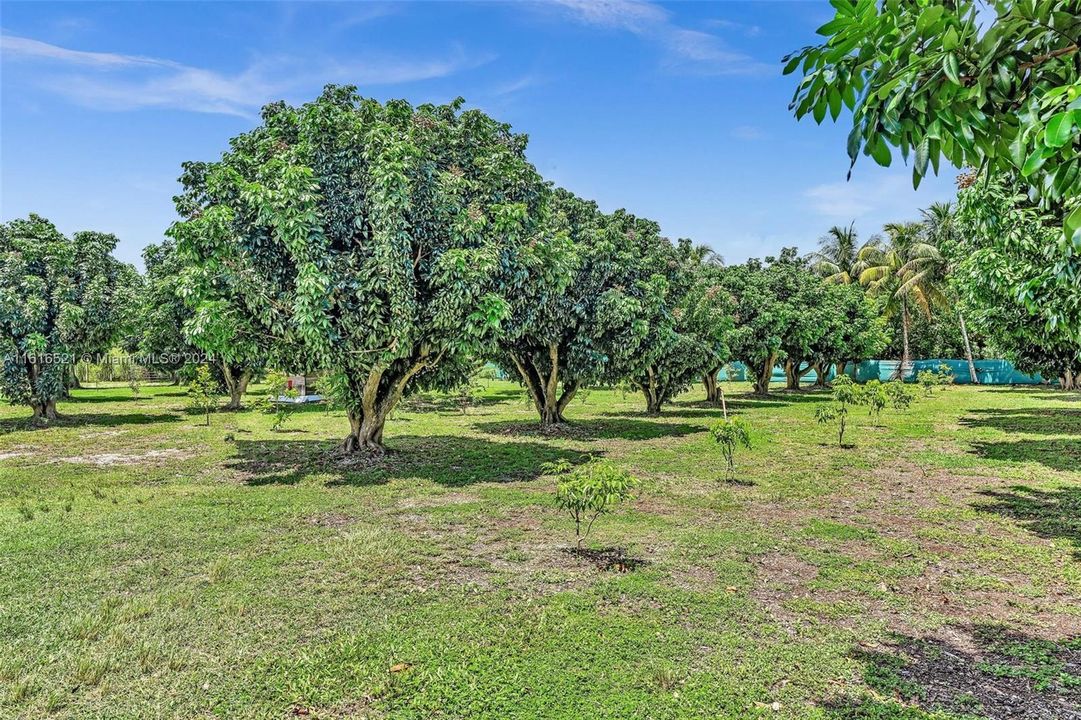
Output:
left=850, top=625, right=1081, bottom=720
left=59, top=448, right=192, bottom=466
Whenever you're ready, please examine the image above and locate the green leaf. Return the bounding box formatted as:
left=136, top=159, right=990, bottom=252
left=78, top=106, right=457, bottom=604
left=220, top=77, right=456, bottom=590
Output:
left=942, top=26, right=959, bottom=51
left=914, top=137, right=930, bottom=179
left=1066, top=204, right=1081, bottom=247
left=1044, top=112, right=1075, bottom=148
left=876, top=77, right=902, bottom=100
left=1021, top=146, right=1048, bottom=176
left=828, top=88, right=842, bottom=120
left=816, top=17, right=850, bottom=36
left=943, top=53, right=961, bottom=85
left=916, top=5, right=944, bottom=34
left=869, top=138, right=892, bottom=167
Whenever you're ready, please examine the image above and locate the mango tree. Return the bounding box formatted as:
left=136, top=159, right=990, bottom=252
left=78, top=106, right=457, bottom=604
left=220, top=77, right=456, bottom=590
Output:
left=0, top=215, right=132, bottom=422
left=170, top=86, right=545, bottom=452
left=810, top=282, right=887, bottom=387
left=593, top=230, right=726, bottom=415
left=496, top=191, right=668, bottom=426
left=785, top=0, right=1079, bottom=238
left=136, top=241, right=210, bottom=385
left=721, top=248, right=811, bottom=396
left=951, top=174, right=1080, bottom=389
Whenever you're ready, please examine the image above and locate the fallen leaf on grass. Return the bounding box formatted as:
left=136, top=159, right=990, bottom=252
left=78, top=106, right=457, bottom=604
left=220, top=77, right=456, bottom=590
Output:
left=389, top=662, right=412, bottom=673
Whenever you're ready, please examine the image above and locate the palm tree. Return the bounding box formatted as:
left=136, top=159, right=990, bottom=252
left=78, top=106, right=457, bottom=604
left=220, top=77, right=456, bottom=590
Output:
left=810, top=222, right=880, bottom=284
left=920, top=202, right=979, bottom=384
left=856, top=221, right=947, bottom=378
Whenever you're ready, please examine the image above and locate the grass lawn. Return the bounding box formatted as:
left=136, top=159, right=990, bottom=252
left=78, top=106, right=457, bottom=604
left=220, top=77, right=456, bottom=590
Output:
left=1, top=379, right=1079, bottom=719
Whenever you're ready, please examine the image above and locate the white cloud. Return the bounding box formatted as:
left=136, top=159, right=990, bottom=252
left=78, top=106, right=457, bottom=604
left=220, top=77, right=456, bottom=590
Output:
left=549, top=0, right=769, bottom=76
left=0, top=34, right=174, bottom=69
left=549, top=0, right=667, bottom=33
left=731, top=125, right=765, bottom=140
left=491, top=75, right=541, bottom=96
left=706, top=18, right=762, bottom=37
left=1, top=33, right=492, bottom=117
left=803, top=171, right=957, bottom=225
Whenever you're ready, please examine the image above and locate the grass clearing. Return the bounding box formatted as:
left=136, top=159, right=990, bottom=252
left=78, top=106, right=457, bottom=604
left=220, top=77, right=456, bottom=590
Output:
left=1, top=380, right=1078, bottom=718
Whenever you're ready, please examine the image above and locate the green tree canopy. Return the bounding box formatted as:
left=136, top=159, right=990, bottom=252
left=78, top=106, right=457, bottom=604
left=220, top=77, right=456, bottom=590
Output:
left=951, top=174, right=1080, bottom=388
left=803, top=281, right=887, bottom=387
left=721, top=248, right=817, bottom=395
left=622, top=238, right=732, bottom=414
left=143, top=239, right=261, bottom=405
left=496, top=189, right=615, bottom=426
left=136, top=241, right=201, bottom=380
left=170, top=85, right=546, bottom=452
left=785, top=0, right=1080, bottom=243
left=0, top=215, right=133, bottom=421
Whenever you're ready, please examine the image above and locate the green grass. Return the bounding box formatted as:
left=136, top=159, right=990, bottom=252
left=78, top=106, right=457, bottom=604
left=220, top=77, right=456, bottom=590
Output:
left=1, top=380, right=1078, bottom=718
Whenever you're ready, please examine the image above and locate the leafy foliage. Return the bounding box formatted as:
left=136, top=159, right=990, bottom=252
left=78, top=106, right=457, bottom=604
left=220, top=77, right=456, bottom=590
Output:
left=187, top=364, right=219, bottom=426
left=918, top=363, right=956, bottom=396
left=863, top=379, right=888, bottom=425
left=169, top=85, right=546, bottom=452
left=709, top=416, right=753, bottom=482
left=885, top=378, right=915, bottom=411
left=260, top=370, right=299, bottom=431
left=0, top=215, right=133, bottom=421
left=785, top=0, right=1081, bottom=244
left=498, top=191, right=702, bottom=422
left=723, top=249, right=878, bottom=394
left=950, top=174, right=1081, bottom=387
left=554, top=459, right=637, bottom=550
left=622, top=239, right=732, bottom=414
left=815, top=375, right=862, bottom=446
left=721, top=249, right=808, bottom=395
left=135, top=241, right=201, bottom=377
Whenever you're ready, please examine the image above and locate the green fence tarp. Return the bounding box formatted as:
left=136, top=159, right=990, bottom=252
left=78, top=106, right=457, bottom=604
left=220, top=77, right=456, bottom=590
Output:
left=720, top=359, right=1047, bottom=385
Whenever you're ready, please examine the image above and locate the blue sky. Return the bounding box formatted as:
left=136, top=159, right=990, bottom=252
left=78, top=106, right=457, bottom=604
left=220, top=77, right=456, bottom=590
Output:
left=1, top=0, right=958, bottom=269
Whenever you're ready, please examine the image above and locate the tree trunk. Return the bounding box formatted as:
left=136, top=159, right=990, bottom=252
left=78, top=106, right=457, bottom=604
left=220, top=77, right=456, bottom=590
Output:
left=958, top=310, right=978, bottom=384
left=342, top=407, right=389, bottom=454
left=643, top=367, right=662, bottom=415
left=509, top=347, right=574, bottom=427
left=784, top=360, right=798, bottom=391
left=642, top=387, right=663, bottom=415
left=340, top=352, right=435, bottom=454
left=31, top=399, right=59, bottom=423
left=812, top=361, right=829, bottom=388
left=222, top=364, right=251, bottom=410
left=1062, top=369, right=1077, bottom=391
left=753, top=354, right=776, bottom=396
left=895, top=301, right=912, bottom=380
left=835, top=362, right=847, bottom=381
left=703, top=369, right=721, bottom=404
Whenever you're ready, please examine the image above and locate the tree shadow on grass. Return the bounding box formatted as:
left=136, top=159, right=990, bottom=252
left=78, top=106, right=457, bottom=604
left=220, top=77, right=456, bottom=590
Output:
left=561, top=546, right=648, bottom=572
left=399, top=388, right=525, bottom=414
left=959, top=408, right=1081, bottom=435
left=968, top=438, right=1081, bottom=472
left=228, top=434, right=593, bottom=487
left=825, top=625, right=1081, bottom=720
left=474, top=418, right=702, bottom=441
left=981, top=385, right=1074, bottom=397
left=0, top=410, right=180, bottom=434
left=974, top=485, right=1081, bottom=558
